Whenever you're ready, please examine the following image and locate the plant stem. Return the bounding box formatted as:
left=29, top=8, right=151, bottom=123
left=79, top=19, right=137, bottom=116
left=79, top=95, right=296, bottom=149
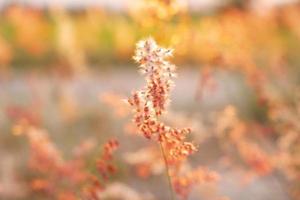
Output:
left=159, top=142, right=176, bottom=200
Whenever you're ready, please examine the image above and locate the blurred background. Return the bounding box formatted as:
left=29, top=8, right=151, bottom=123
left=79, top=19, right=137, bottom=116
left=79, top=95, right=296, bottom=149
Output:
left=0, top=0, right=299, bottom=200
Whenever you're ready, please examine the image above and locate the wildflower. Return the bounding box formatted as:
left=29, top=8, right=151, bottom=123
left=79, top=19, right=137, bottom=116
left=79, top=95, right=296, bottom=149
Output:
left=97, top=139, right=119, bottom=180
left=173, top=167, right=220, bottom=199
left=14, top=121, right=119, bottom=199
left=128, top=38, right=197, bottom=160
left=128, top=38, right=214, bottom=199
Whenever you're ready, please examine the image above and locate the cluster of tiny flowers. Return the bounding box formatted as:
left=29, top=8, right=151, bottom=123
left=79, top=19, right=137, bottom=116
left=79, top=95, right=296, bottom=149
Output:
left=173, top=167, right=220, bottom=199
left=128, top=38, right=197, bottom=160
left=215, top=106, right=273, bottom=177
left=127, top=39, right=222, bottom=200
left=13, top=120, right=119, bottom=200
left=132, top=38, right=176, bottom=116
left=96, top=139, right=119, bottom=180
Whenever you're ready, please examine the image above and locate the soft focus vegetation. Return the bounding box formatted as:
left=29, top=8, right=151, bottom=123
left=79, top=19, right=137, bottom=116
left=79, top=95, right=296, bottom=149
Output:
left=0, top=1, right=299, bottom=200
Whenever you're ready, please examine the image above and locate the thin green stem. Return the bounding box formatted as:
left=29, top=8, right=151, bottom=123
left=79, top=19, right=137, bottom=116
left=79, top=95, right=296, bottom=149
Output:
left=159, top=142, right=176, bottom=200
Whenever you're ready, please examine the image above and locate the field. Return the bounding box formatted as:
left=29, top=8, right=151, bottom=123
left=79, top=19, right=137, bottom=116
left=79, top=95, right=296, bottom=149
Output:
left=0, top=1, right=299, bottom=200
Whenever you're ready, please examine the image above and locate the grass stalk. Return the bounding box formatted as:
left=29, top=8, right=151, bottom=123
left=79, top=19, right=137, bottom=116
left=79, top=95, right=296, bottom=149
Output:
left=159, top=142, right=176, bottom=200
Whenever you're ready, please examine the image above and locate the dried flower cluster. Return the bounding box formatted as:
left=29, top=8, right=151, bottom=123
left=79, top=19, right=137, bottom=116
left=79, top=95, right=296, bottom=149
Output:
left=13, top=120, right=119, bottom=200
left=96, top=139, right=119, bottom=180
left=173, top=167, right=220, bottom=199
left=215, top=106, right=273, bottom=177
left=128, top=38, right=219, bottom=199
left=128, top=38, right=197, bottom=161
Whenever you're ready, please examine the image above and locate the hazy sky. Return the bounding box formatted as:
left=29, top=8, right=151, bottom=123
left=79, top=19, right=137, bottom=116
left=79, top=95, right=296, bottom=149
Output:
left=0, top=0, right=297, bottom=10
left=0, top=0, right=221, bottom=12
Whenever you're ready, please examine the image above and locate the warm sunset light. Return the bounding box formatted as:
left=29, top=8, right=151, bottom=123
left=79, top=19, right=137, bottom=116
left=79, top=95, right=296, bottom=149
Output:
left=0, top=1, right=299, bottom=200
